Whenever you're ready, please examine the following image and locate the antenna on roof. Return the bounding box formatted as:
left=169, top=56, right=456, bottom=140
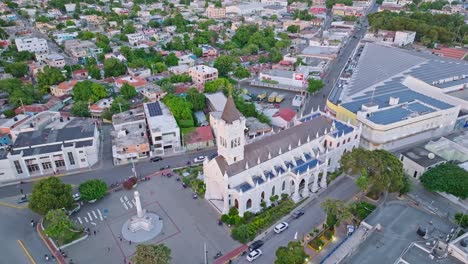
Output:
left=370, top=87, right=376, bottom=105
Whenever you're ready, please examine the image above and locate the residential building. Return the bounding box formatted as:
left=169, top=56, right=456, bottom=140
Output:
left=15, top=37, right=48, bottom=53
left=201, top=45, right=217, bottom=57
left=178, top=55, right=195, bottom=67
left=432, top=47, right=468, bottom=60
left=53, top=32, right=78, bottom=44
left=72, top=69, right=89, bottom=80
left=326, top=43, right=467, bottom=150
left=143, top=102, right=181, bottom=155
left=189, top=65, right=218, bottom=86
left=140, top=83, right=164, bottom=101
left=399, top=146, right=446, bottom=179
left=332, top=4, right=364, bottom=16
left=206, top=92, right=227, bottom=112
left=394, top=31, right=416, bottom=46
left=111, top=108, right=150, bottom=165
left=14, top=97, right=67, bottom=116
left=258, top=69, right=309, bottom=89
left=127, top=33, right=144, bottom=46
left=128, top=67, right=152, bottom=79
left=114, top=76, right=148, bottom=91
left=64, top=39, right=101, bottom=59
left=0, top=114, right=29, bottom=139
left=45, top=53, right=66, bottom=68
left=206, top=6, right=226, bottom=19
left=265, top=108, right=297, bottom=129
left=184, top=126, right=215, bottom=151
left=226, top=3, right=264, bottom=15
left=6, top=123, right=99, bottom=178
left=90, top=98, right=113, bottom=118
left=204, top=96, right=361, bottom=216
left=50, top=80, right=78, bottom=97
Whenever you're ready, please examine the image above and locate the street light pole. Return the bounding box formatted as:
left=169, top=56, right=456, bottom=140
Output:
left=204, top=243, right=207, bottom=264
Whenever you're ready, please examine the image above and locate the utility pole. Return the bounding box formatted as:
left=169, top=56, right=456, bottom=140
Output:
left=19, top=98, right=25, bottom=114
left=204, top=243, right=207, bottom=264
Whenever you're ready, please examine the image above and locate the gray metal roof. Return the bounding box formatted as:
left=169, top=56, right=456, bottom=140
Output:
left=367, top=102, right=436, bottom=125
left=13, top=125, right=95, bottom=148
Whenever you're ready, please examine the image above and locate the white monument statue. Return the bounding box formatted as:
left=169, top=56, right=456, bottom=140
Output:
left=128, top=191, right=153, bottom=232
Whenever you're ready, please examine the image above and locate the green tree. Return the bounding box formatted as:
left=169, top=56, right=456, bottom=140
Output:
left=269, top=48, right=283, bottom=63
left=87, top=65, right=101, bottom=79
left=275, top=241, right=307, bottom=264
left=233, top=67, right=251, bottom=79
left=111, top=96, right=130, bottom=113
left=186, top=88, right=206, bottom=111
left=321, top=198, right=352, bottom=228
left=70, top=101, right=90, bottom=117
left=161, top=82, right=176, bottom=94
left=37, top=66, right=66, bottom=95
left=132, top=244, right=171, bottom=264
left=165, top=52, right=179, bottom=67
left=77, top=30, right=95, bottom=40
left=29, top=177, right=73, bottom=215
left=2, top=109, right=15, bottom=118
left=153, top=62, right=167, bottom=73
left=420, top=163, right=468, bottom=199
left=307, top=79, right=324, bottom=93
left=356, top=168, right=370, bottom=200
left=204, top=78, right=232, bottom=93
left=44, top=209, right=78, bottom=244
left=104, top=58, right=127, bottom=77
left=4, top=62, right=29, bottom=78
left=120, top=83, right=138, bottom=99
left=455, top=213, right=468, bottom=228
left=213, top=55, right=238, bottom=76
left=78, top=179, right=108, bottom=202
left=341, top=148, right=405, bottom=197
left=72, top=80, right=108, bottom=103
left=122, top=22, right=136, bottom=34
left=286, top=25, right=300, bottom=33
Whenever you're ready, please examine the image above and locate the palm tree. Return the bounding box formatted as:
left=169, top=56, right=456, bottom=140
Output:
left=132, top=244, right=171, bottom=264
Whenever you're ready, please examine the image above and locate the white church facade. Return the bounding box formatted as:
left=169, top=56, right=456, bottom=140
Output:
left=203, top=96, right=361, bottom=216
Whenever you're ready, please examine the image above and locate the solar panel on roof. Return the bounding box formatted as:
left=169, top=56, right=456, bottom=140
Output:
left=147, top=102, right=162, bottom=117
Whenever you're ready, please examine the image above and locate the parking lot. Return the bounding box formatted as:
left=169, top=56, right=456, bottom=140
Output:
left=66, top=172, right=240, bottom=264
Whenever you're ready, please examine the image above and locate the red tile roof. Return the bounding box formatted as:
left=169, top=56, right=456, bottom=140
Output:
left=273, top=108, right=296, bottom=122
left=432, top=47, right=468, bottom=60
left=57, top=80, right=78, bottom=90
left=185, top=126, right=214, bottom=144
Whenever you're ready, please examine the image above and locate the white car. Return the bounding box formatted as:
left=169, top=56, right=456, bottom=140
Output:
left=246, top=249, right=262, bottom=262
left=274, top=222, right=289, bottom=234
left=193, top=156, right=206, bottom=163
left=72, top=193, right=81, bottom=201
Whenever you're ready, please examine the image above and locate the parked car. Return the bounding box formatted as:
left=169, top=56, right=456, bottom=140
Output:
left=246, top=249, right=262, bottom=262
left=292, top=210, right=305, bottom=219
left=62, top=203, right=80, bottom=216
left=248, top=240, right=264, bottom=252
left=72, top=193, right=81, bottom=201
left=150, top=156, right=163, bottom=162
left=274, top=222, right=289, bottom=234
left=193, top=156, right=206, bottom=163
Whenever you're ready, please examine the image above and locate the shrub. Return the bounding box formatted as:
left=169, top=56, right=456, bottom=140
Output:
left=350, top=202, right=376, bottom=221
left=281, top=193, right=289, bottom=200
left=232, top=224, right=252, bottom=243
left=326, top=213, right=338, bottom=228
left=308, top=238, right=324, bottom=251
left=323, top=229, right=334, bottom=240
left=455, top=213, right=468, bottom=228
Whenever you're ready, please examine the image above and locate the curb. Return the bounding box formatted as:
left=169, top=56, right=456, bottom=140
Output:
left=36, top=221, right=66, bottom=264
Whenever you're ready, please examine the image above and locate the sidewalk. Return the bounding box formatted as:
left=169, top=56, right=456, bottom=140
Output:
left=37, top=222, right=66, bottom=264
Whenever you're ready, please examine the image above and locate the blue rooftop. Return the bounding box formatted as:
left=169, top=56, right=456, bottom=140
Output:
left=300, top=113, right=321, bottom=122
left=367, top=102, right=436, bottom=125
left=294, top=159, right=319, bottom=174
left=332, top=121, right=355, bottom=137
left=237, top=182, right=252, bottom=192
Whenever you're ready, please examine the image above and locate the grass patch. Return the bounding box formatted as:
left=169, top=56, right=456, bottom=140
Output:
left=350, top=201, right=376, bottom=221
left=175, top=165, right=205, bottom=197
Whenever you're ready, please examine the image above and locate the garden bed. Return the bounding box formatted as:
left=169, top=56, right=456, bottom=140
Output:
left=223, top=197, right=299, bottom=243
left=174, top=165, right=205, bottom=197
left=307, top=228, right=334, bottom=252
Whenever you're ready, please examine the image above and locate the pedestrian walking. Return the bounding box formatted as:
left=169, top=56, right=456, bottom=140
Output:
left=129, top=240, right=132, bottom=245
left=119, top=237, right=122, bottom=242
left=107, top=247, right=110, bottom=253
left=94, top=230, right=97, bottom=235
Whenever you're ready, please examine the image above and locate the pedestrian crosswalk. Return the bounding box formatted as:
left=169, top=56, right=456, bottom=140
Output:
left=75, top=208, right=105, bottom=226
left=120, top=195, right=136, bottom=211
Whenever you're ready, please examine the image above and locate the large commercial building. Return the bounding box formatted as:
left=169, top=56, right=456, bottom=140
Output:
left=204, top=96, right=361, bottom=216
left=327, top=43, right=467, bottom=150
left=143, top=102, right=181, bottom=155
left=15, top=37, right=48, bottom=54
left=2, top=123, right=99, bottom=179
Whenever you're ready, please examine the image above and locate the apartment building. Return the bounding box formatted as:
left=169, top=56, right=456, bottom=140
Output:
left=143, top=102, right=181, bottom=155
left=188, top=65, right=218, bottom=86
left=15, top=37, right=48, bottom=53
left=206, top=6, right=226, bottom=19
left=45, top=53, right=66, bottom=68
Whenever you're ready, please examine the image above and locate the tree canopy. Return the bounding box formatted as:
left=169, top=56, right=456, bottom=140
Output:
left=0, top=78, right=40, bottom=107
left=70, top=101, right=90, bottom=117
left=213, top=55, right=239, bottom=77
left=233, top=67, right=251, bottom=79
left=186, top=88, right=206, bottom=111
left=72, top=80, right=108, bottom=103
left=78, top=179, right=108, bottom=202
left=120, top=83, right=138, bottom=99
left=162, top=94, right=194, bottom=128
left=37, top=66, right=66, bottom=95
left=420, top=163, right=468, bottom=199
left=307, top=79, right=324, bottom=93
left=275, top=241, right=308, bottom=264
left=4, top=62, right=29, bottom=78
left=321, top=198, right=352, bottom=228
left=44, top=209, right=78, bottom=244
left=29, top=177, right=73, bottom=215
left=204, top=78, right=232, bottom=93
left=104, top=58, right=127, bottom=77
left=341, top=148, right=405, bottom=196
left=132, top=244, right=171, bottom=264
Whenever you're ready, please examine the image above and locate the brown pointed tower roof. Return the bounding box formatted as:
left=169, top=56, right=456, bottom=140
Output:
left=221, top=95, right=242, bottom=124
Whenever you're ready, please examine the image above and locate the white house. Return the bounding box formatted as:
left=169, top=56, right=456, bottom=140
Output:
left=15, top=37, right=48, bottom=54
left=204, top=96, right=361, bottom=216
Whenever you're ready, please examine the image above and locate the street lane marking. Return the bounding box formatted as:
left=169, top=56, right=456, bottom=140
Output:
left=77, top=217, right=82, bottom=224
left=84, top=217, right=88, bottom=223
left=92, top=210, right=97, bottom=219
left=0, top=201, right=27, bottom=209
left=91, top=222, right=96, bottom=226
left=127, top=200, right=133, bottom=209
left=124, top=196, right=128, bottom=202
left=123, top=202, right=128, bottom=210
left=87, top=212, right=92, bottom=220
left=120, top=197, right=124, bottom=203
left=97, top=209, right=103, bottom=221
left=132, top=199, right=136, bottom=206
left=17, top=240, right=36, bottom=264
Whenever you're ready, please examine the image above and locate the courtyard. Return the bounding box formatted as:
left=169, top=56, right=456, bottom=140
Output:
left=65, top=171, right=240, bottom=264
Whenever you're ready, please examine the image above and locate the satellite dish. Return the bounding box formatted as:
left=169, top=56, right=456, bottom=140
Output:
left=428, top=153, right=435, bottom=159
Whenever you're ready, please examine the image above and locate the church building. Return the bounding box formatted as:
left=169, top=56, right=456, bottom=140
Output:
left=203, top=96, right=361, bottom=216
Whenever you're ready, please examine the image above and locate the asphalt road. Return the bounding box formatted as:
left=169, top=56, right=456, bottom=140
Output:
left=0, top=148, right=216, bottom=199
left=233, top=176, right=359, bottom=264
left=302, top=3, right=378, bottom=115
